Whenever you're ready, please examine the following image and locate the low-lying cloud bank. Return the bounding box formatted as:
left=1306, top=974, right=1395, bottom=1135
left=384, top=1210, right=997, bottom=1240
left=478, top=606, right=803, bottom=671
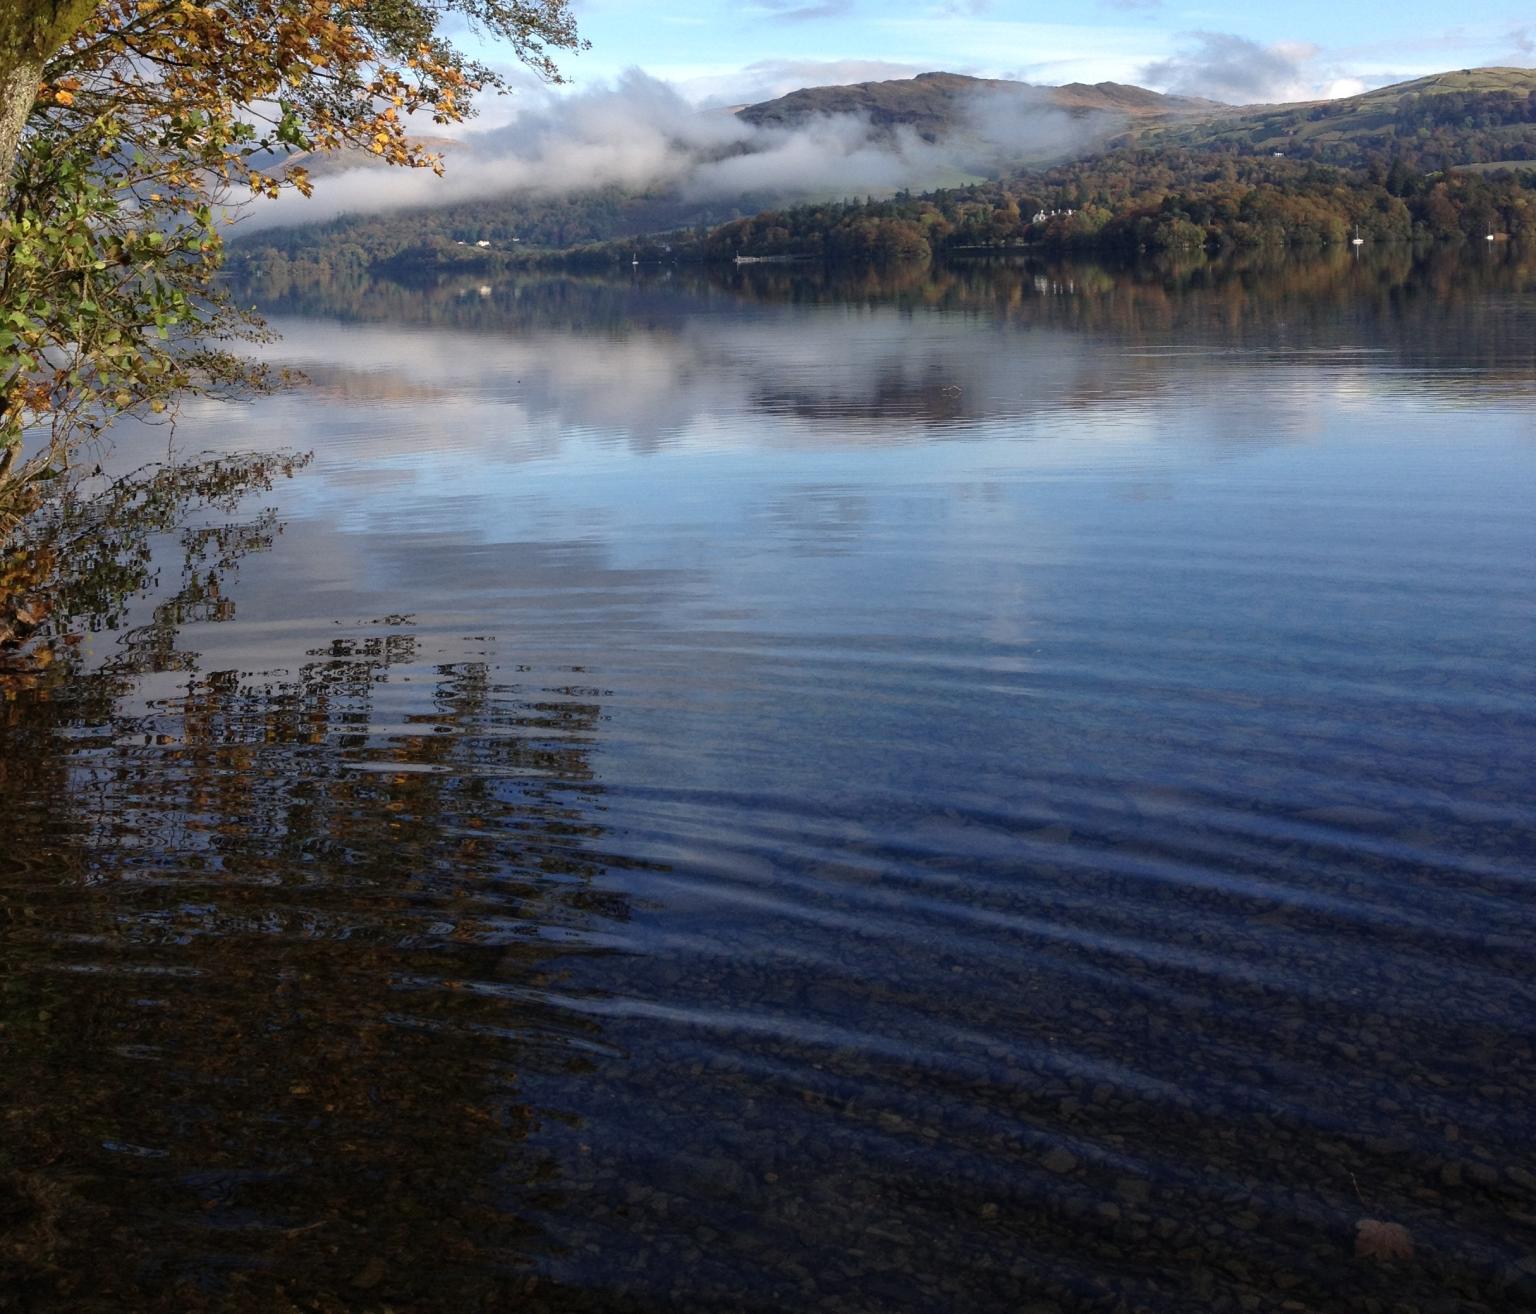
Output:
left=241, top=69, right=1123, bottom=230
left=1141, top=33, right=1367, bottom=104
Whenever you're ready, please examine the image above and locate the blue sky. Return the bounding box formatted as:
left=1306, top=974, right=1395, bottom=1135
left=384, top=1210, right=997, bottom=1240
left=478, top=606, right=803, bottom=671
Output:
left=476, top=1, right=1536, bottom=111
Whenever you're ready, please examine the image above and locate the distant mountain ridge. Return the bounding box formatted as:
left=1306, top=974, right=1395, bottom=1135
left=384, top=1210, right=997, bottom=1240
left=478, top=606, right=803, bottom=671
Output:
left=732, top=65, right=1536, bottom=162
left=736, top=71, right=1217, bottom=141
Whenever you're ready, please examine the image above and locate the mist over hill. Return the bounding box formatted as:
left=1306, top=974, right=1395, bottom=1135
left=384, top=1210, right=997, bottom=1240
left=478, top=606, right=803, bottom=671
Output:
left=229, top=66, right=1536, bottom=270
left=230, top=70, right=1198, bottom=242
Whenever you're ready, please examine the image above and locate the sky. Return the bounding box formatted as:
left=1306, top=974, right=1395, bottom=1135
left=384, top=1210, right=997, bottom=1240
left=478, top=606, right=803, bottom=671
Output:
left=462, top=1, right=1536, bottom=121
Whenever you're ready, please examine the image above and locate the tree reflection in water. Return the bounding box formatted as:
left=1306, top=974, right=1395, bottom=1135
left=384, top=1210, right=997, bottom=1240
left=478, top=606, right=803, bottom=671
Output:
left=0, top=454, right=640, bottom=1311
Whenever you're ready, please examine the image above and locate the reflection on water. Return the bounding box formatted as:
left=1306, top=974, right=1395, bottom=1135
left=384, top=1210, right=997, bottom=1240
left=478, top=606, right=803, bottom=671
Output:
left=2, top=458, right=641, bottom=1310
left=3, top=252, right=1536, bottom=1312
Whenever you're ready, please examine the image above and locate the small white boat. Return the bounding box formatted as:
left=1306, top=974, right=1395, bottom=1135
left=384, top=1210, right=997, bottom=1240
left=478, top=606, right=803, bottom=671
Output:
left=1351, top=225, right=1364, bottom=246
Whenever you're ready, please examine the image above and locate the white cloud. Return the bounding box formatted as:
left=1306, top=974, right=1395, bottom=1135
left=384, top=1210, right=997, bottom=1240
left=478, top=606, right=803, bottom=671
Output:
left=1140, top=31, right=1369, bottom=104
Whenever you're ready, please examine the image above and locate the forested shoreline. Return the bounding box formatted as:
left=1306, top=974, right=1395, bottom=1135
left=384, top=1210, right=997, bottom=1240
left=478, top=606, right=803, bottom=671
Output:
left=231, top=149, right=1536, bottom=281
left=610, top=153, right=1536, bottom=264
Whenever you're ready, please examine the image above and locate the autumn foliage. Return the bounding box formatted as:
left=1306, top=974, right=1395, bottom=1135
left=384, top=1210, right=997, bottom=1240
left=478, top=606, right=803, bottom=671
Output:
left=0, top=0, right=583, bottom=524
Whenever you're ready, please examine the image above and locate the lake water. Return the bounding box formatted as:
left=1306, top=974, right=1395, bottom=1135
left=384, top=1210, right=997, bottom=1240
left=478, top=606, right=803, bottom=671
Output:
left=2, top=248, right=1534, bottom=1312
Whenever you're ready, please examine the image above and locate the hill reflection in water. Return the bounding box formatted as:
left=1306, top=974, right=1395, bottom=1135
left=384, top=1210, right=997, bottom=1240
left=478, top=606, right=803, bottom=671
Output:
left=2, top=251, right=1535, bottom=1312
left=234, top=243, right=1536, bottom=470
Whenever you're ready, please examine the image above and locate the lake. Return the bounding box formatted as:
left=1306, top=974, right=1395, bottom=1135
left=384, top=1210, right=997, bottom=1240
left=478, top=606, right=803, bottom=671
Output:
left=2, top=246, right=1534, bottom=1312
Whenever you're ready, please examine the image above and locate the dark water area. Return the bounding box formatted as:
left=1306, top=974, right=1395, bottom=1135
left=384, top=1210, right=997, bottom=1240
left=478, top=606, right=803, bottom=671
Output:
left=2, top=247, right=1535, bottom=1312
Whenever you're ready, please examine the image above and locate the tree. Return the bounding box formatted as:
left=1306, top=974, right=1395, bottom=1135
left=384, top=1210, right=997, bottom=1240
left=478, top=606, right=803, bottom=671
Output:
left=0, top=5, right=97, bottom=188
left=0, top=1, right=584, bottom=526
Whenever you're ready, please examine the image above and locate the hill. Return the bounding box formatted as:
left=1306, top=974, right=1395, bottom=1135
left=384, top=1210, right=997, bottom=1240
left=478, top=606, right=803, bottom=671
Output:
left=1143, top=67, right=1536, bottom=169
left=560, top=68, right=1536, bottom=266
left=228, top=66, right=1536, bottom=275
left=228, top=70, right=1228, bottom=268
left=736, top=71, right=1215, bottom=140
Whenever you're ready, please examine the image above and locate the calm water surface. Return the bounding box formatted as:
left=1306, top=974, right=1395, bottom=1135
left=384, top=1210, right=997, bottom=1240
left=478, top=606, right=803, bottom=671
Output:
left=2, top=249, right=1534, bottom=1312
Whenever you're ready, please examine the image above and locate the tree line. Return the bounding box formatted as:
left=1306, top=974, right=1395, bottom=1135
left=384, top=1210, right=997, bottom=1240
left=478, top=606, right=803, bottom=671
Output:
left=576, top=149, right=1536, bottom=267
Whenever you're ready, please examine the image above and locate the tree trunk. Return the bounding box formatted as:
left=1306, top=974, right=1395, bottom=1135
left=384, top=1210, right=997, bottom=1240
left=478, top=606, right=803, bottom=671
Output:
left=0, top=50, right=44, bottom=202
left=1, top=1, right=103, bottom=205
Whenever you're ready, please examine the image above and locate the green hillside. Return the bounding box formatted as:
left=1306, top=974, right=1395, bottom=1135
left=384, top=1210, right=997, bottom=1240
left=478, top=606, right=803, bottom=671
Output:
left=229, top=66, right=1536, bottom=275
left=1140, top=67, right=1536, bottom=169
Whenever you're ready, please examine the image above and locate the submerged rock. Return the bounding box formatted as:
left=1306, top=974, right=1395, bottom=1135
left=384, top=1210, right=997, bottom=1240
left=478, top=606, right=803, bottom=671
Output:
left=1354, top=1218, right=1414, bottom=1261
